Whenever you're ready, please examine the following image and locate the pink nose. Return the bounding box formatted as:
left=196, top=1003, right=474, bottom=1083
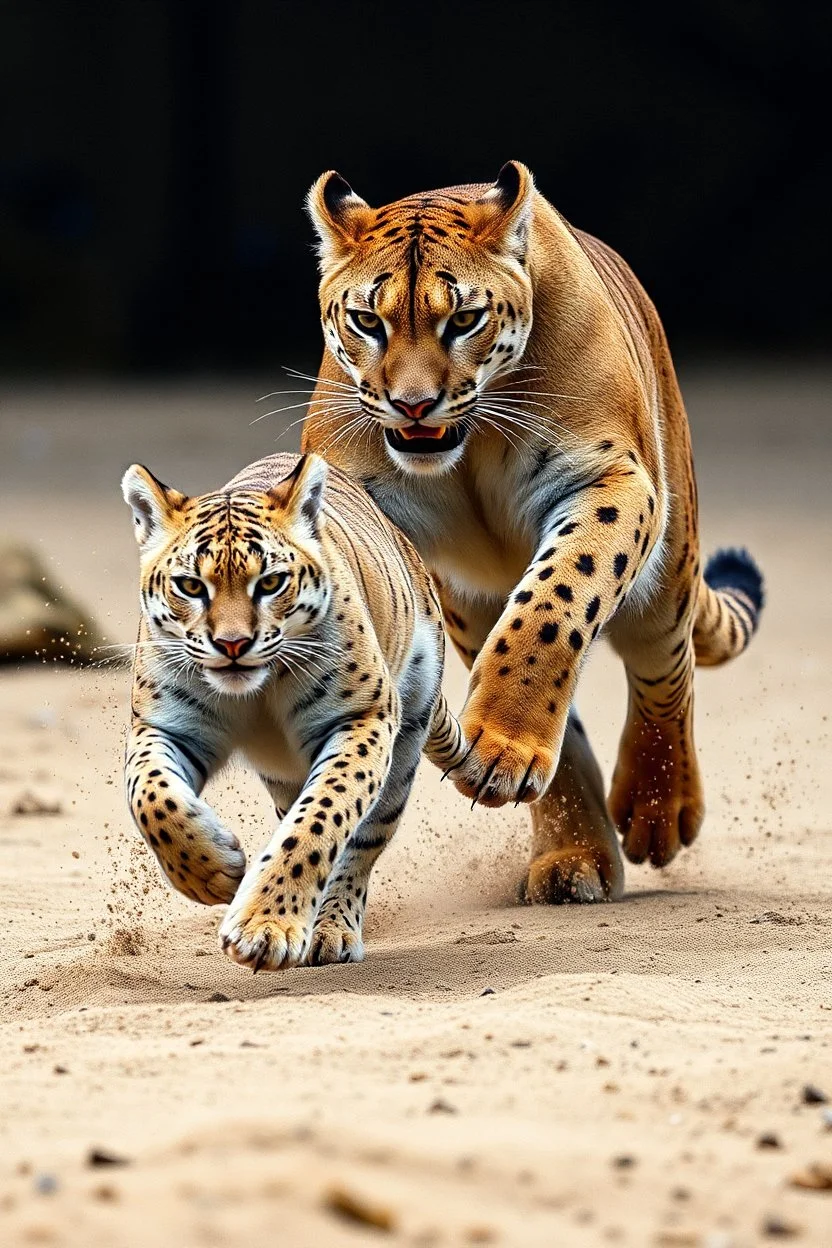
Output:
left=212, top=636, right=253, bottom=659
left=390, top=395, right=441, bottom=421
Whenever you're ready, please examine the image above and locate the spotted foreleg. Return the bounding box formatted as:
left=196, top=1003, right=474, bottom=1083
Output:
left=451, top=461, right=663, bottom=808
left=219, top=699, right=399, bottom=971
left=125, top=719, right=244, bottom=904
left=308, top=701, right=430, bottom=964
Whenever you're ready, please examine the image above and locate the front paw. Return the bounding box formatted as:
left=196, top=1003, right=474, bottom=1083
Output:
left=450, top=713, right=557, bottom=807
left=156, top=820, right=246, bottom=906
left=219, top=902, right=312, bottom=971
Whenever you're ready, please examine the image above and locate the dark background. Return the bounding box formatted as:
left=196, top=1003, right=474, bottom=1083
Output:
left=1, top=0, right=829, bottom=375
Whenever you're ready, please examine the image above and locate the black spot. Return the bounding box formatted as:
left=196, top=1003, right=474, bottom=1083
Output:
left=575, top=554, right=595, bottom=576
left=559, top=522, right=578, bottom=536
left=310, top=821, right=324, bottom=836
left=554, top=584, right=573, bottom=602
left=495, top=637, right=510, bottom=654
left=308, top=850, right=321, bottom=866
left=282, top=835, right=298, bottom=851
left=511, top=618, right=523, bottom=630
left=597, top=506, right=619, bottom=524
left=514, top=590, right=533, bottom=604
left=568, top=629, right=583, bottom=651
left=614, top=553, right=629, bottom=577
left=585, top=596, right=601, bottom=624
left=538, top=567, right=553, bottom=581
left=291, top=863, right=303, bottom=878
left=539, top=622, right=559, bottom=644
left=539, top=547, right=555, bottom=560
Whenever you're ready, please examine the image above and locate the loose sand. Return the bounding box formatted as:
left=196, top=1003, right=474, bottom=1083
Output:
left=1, top=368, right=830, bottom=1247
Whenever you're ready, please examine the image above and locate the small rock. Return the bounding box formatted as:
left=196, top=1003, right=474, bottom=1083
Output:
left=762, top=1215, right=800, bottom=1239
left=12, top=791, right=62, bottom=816
left=789, top=1162, right=832, bottom=1190
left=480, top=988, right=496, bottom=996
left=612, top=1154, right=636, bottom=1169
left=86, top=1148, right=130, bottom=1168
left=324, top=1183, right=395, bottom=1232
left=208, top=991, right=229, bottom=1003
left=757, top=1132, right=782, bottom=1150
left=34, top=1173, right=58, bottom=1195
left=821, top=1108, right=832, bottom=1130
left=91, top=1183, right=119, bottom=1202
left=428, top=1098, right=458, bottom=1115
left=802, top=1084, right=828, bottom=1105
left=53, top=1065, right=69, bottom=1075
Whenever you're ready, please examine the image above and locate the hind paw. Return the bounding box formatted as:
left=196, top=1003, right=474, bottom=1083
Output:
left=306, top=918, right=365, bottom=966
left=522, top=846, right=622, bottom=904
left=610, top=772, right=704, bottom=867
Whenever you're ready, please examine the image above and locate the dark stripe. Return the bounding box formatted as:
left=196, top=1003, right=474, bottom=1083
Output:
left=161, top=729, right=209, bottom=782
left=373, top=799, right=408, bottom=826
left=407, top=228, right=422, bottom=334
left=351, top=833, right=388, bottom=850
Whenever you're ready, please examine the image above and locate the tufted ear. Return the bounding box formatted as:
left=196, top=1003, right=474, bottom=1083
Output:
left=306, top=170, right=373, bottom=268
left=474, top=161, right=535, bottom=263
left=269, top=454, right=328, bottom=538
left=122, top=464, right=188, bottom=551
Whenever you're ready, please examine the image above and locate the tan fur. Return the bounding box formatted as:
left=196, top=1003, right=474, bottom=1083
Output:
left=302, top=162, right=764, bottom=902
left=122, top=453, right=461, bottom=968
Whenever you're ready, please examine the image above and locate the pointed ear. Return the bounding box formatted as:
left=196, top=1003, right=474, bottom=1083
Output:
left=269, top=454, right=328, bottom=538
left=306, top=170, right=373, bottom=269
left=121, top=465, right=187, bottom=550
left=474, top=161, right=534, bottom=262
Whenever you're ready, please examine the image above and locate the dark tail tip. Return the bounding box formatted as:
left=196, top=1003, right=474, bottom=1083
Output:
left=704, top=547, right=765, bottom=613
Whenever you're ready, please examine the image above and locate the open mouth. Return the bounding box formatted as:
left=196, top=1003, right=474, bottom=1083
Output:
left=385, top=423, right=466, bottom=455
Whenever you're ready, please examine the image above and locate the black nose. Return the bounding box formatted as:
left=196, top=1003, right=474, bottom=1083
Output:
left=389, top=393, right=443, bottom=421
left=211, top=635, right=254, bottom=659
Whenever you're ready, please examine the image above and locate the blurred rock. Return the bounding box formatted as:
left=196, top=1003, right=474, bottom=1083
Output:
left=0, top=538, right=101, bottom=666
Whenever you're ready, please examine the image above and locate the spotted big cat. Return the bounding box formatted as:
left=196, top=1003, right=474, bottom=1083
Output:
left=301, top=160, right=764, bottom=903
left=122, top=452, right=462, bottom=969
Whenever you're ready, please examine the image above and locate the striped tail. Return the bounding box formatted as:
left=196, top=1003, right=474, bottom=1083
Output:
left=693, top=547, right=765, bottom=667
left=423, top=691, right=466, bottom=772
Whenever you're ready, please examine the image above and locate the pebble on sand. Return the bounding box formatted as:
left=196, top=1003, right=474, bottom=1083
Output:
left=324, top=1183, right=396, bottom=1232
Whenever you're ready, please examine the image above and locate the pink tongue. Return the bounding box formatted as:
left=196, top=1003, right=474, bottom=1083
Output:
left=401, top=423, right=446, bottom=440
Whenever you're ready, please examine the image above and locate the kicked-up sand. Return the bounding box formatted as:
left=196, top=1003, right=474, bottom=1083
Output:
left=0, top=366, right=830, bottom=1246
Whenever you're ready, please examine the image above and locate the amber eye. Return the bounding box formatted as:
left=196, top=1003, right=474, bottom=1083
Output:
left=255, top=571, right=289, bottom=598
left=174, top=575, right=207, bottom=599
left=348, top=309, right=385, bottom=339
left=446, top=309, right=485, bottom=338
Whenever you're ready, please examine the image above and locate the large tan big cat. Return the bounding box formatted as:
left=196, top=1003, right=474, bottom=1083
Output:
left=121, top=452, right=461, bottom=969
left=302, top=160, right=764, bottom=903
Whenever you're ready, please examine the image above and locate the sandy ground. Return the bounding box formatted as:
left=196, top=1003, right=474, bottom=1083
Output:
left=0, top=367, right=831, bottom=1248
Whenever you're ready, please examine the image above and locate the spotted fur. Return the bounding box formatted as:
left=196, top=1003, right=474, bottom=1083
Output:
left=302, top=161, right=765, bottom=902
left=122, top=452, right=461, bottom=969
